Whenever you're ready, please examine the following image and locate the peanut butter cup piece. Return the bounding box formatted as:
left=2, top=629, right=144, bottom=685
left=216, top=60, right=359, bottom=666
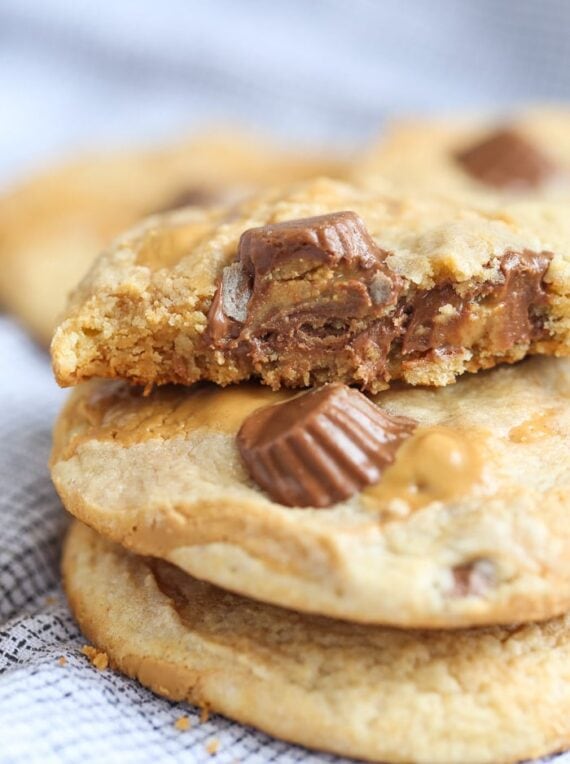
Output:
left=205, top=211, right=403, bottom=383
left=207, top=211, right=400, bottom=347
left=239, top=210, right=386, bottom=275
left=237, top=383, right=416, bottom=507
left=456, top=129, right=554, bottom=189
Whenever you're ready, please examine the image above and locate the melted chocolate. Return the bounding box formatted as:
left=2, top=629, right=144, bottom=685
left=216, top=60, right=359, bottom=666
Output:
left=402, top=249, right=551, bottom=355
left=484, top=250, right=552, bottom=350
left=237, top=383, right=417, bottom=507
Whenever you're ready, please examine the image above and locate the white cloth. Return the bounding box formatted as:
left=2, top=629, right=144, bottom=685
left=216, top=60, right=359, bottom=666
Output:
left=1, top=1, right=570, bottom=760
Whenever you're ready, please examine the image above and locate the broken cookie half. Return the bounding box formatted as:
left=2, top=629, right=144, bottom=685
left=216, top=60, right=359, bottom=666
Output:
left=51, top=178, right=570, bottom=392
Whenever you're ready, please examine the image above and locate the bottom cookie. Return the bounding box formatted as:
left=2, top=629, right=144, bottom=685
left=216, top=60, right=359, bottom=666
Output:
left=63, top=522, right=570, bottom=764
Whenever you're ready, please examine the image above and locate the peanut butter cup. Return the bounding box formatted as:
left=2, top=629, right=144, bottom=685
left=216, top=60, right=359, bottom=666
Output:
left=237, top=383, right=416, bottom=507
left=206, top=210, right=400, bottom=354
left=456, top=129, right=554, bottom=189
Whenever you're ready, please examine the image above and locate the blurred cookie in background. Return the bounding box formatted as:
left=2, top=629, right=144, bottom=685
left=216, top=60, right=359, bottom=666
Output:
left=354, top=106, right=570, bottom=201
left=0, top=129, right=347, bottom=346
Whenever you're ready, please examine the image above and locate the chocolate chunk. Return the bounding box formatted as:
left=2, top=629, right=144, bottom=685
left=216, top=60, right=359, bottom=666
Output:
left=154, top=186, right=221, bottom=214
left=221, top=262, right=252, bottom=322
left=369, top=272, right=395, bottom=305
left=455, top=129, right=554, bottom=189
left=206, top=211, right=400, bottom=352
left=402, top=285, right=467, bottom=355
left=206, top=279, right=233, bottom=344
left=485, top=249, right=552, bottom=350
left=237, top=383, right=417, bottom=508
left=239, top=211, right=386, bottom=276
left=451, top=559, right=495, bottom=597
left=206, top=264, right=253, bottom=344
left=402, top=249, right=552, bottom=356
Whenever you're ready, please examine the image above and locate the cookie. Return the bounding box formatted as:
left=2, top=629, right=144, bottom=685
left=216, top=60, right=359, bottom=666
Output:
left=50, top=177, right=570, bottom=392
left=0, top=130, right=345, bottom=345
left=51, top=355, right=570, bottom=628
left=355, top=107, right=570, bottom=200
left=63, top=521, right=570, bottom=764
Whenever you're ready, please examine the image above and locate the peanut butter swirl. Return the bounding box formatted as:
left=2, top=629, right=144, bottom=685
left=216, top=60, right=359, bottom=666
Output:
left=362, top=426, right=483, bottom=515
left=237, top=383, right=416, bottom=507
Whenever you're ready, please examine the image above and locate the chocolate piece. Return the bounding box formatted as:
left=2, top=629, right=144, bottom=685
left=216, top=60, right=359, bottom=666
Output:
left=205, top=210, right=553, bottom=391
left=239, top=211, right=386, bottom=275
left=451, top=559, right=496, bottom=597
left=402, top=284, right=467, bottom=355
left=206, top=280, right=231, bottom=344
left=154, top=186, right=221, bottom=214
left=237, top=383, right=417, bottom=507
left=402, top=249, right=552, bottom=356
left=221, top=262, right=252, bottom=322
left=236, top=212, right=400, bottom=336
left=455, top=129, right=554, bottom=189
left=206, top=264, right=252, bottom=343
left=206, top=211, right=401, bottom=379
left=485, top=249, right=552, bottom=350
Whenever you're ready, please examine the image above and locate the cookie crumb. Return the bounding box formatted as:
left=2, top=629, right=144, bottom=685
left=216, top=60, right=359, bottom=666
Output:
left=92, top=652, right=109, bottom=670
left=206, top=738, right=219, bottom=755
left=45, top=595, right=57, bottom=606
left=81, top=644, right=109, bottom=670
left=199, top=707, right=210, bottom=724
left=174, top=716, right=191, bottom=732
left=57, top=656, right=67, bottom=667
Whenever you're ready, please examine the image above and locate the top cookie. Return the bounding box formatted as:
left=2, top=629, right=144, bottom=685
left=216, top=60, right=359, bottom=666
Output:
left=355, top=107, right=570, bottom=201
left=0, top=129, right=344, bottom=345
left=51, top=177, right=570, bottom=392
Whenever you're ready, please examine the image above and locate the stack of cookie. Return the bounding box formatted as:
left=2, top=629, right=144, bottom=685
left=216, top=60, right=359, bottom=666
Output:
left=48, top=113, right=570, bottom=764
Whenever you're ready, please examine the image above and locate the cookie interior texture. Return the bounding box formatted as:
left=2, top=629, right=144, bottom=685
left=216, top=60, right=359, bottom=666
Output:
left=63, top=521, right=570, bottom=764
left=0, top=130, right=345, bottom=345
left=355, top=107, right=570, bottom=200
left=50, top=176, right=570, bottom=392
left=51, top=356, right=570, bottom=628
